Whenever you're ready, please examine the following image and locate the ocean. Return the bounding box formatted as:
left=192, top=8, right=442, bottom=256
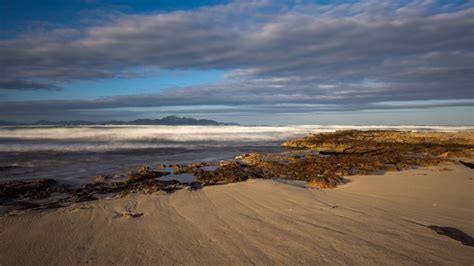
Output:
left=1, top=125, right=472, bottom=185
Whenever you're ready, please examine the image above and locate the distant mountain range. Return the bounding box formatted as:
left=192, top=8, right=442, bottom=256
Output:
left=0, top=116, right=239, bottom=126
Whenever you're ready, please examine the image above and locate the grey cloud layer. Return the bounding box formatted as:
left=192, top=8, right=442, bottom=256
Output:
left=0, top=0, right=473, bottom=117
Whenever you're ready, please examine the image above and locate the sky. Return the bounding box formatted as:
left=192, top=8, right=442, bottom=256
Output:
left=0, top=0, right=473, bottom=125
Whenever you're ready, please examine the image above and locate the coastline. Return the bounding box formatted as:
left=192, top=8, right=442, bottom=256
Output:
left=1, top=130, right=473, bottom=264
left=1, top=163, right=472, bottom=264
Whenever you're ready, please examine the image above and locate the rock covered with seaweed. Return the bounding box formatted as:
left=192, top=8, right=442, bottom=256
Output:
left=1, top=130, right=473, bottom=214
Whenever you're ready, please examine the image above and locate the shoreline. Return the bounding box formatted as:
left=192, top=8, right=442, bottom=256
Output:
left=1, top=163, right=472, bottom=264
left=1, top=130, right=474, bottom=214
left=1, top=130, right=473, bottom=264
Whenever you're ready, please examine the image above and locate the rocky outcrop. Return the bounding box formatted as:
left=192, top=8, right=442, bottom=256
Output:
left=0, top=167, right=190, bottom=213
left=1, top=130, right=473, bottom=214
left=0, top=178, right=68, bottom=200
left=195, top=160, right=267, bottom=185
left=283, top=130, right=474, bottom=156
left=127, top=165, right=168, bottom=180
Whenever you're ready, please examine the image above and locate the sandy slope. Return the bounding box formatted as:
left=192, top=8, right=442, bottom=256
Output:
left=1, top=164, right=473, bottom=265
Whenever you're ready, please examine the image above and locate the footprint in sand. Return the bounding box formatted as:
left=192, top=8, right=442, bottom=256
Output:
left=113, top=211, right=144, bottom=218
left=113, top=201, right=144, bottom=219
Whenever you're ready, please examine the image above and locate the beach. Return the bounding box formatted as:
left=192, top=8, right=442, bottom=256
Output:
left=1, top=163, right=473, bottom=265
left=2, top=0, right=472, bottom=264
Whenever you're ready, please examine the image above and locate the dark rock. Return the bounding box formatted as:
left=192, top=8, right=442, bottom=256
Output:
left=127, top=165, right=168, bottom=180
left=459, top=160, right=474, bottom=169
left=0, top=179, right=61, bottom=200
left=428, top=225, right=474, bottom=247
left=196, top=160, right=265, bottom=185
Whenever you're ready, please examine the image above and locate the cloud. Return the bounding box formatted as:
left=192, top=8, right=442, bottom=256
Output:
left=0, top=79, right=60, bottom=90
left=0, top=0, right=473, bottom=120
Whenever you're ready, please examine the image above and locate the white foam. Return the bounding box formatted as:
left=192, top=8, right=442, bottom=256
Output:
left=0, top=125, right=472, bottom=152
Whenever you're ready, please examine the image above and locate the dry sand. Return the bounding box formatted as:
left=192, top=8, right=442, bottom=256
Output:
left=1, top=163, right=473, bottom=265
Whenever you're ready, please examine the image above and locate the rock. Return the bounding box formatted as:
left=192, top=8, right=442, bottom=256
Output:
left=196, top=161, right=264, bottom=185
left=127, top=165, right=168, bottom=180
left=94, top=175, right=111, bottom=182
left=218, top=160, right=233, bottom=167
left=68, top=193, right=98, bottom=203
left=307, top=179, right=331, bottom=189
left=187, top=182, right=203, bottom=191
left=0, top=179, right=63, bottom=200
left=190, top=162, right=210, bottom=168
left=427, top=225, right=474, bottom=247
left=459, top=160, right=474, bottom=169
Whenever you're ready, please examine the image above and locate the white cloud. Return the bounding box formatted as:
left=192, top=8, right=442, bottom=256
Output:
left=0, top=0, right=472, bottom=120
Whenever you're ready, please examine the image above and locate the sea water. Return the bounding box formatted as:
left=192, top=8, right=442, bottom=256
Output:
left=0, top=125, right=472, bottom=185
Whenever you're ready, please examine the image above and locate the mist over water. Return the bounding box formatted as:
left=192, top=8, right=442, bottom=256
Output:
left=1, top=125, right=473, bottom=152
left=0, top=125, right=321, bottom=152
left=1, top=125, right=472, bottom=184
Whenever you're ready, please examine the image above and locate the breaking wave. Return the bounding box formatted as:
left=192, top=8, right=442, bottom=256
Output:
left=0, top=125, right=472, bottom=152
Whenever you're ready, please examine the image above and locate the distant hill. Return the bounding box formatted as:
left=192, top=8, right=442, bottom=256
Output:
left=0, top=116, right=239, bottom=126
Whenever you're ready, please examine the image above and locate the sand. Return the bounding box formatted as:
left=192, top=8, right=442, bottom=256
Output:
left=1, top=163, right=473, bottom=265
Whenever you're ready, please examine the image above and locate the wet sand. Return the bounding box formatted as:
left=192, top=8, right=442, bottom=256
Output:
left=0, top=163, right=473, bottom=265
